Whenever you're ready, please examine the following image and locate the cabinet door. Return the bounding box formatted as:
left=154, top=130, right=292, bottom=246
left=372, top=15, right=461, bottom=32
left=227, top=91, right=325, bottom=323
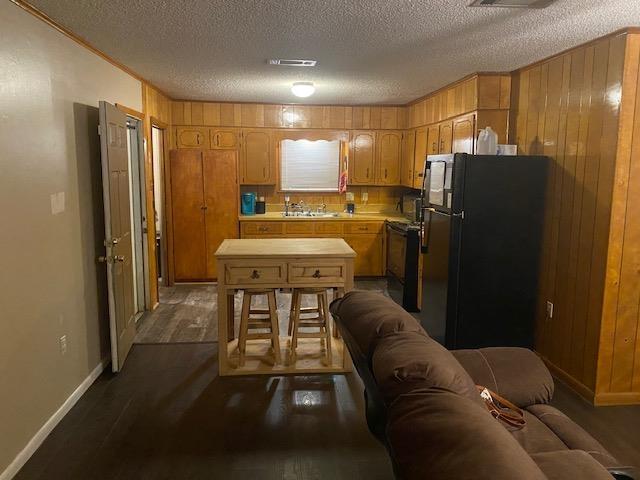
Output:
left=169, top=150, right=207, bottom=281
left=203, top=150, right=239, bottom=280
left=413, top=127, right=428, bottom=189
left=426, top=125, right=440, bottom=155
left=376, top=131, right=402, bottom=185
left=241, top=129, right=273, bottom=184
left=452, top=114, right=475, bottom=154
left=176, top=127, right=207, bottom=148
left=210, top=128, right=239, bottom=149
left=438, top=121, right=453, bottom=154
left=343, top=234, right=383, bottom=276
left=350, top=131, right=375, bottom=185
left=387, top=229, right=406, bottom=279
left=401, top=130, right=416, bottom=187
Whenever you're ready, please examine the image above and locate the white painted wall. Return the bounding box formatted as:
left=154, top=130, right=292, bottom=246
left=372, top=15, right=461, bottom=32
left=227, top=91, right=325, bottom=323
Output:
left=0, top=3, right=142, bottom=476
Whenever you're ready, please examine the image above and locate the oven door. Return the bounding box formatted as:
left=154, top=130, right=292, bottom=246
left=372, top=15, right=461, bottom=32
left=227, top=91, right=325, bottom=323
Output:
left=386, top=223, right=421, bottom=312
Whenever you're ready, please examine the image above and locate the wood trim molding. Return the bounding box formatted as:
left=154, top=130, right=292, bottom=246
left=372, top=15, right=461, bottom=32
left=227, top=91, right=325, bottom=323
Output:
left=171, top=98, right=406, bottom=108
left=406, top=72, right=511, bottom=106
left=150, top=116, right=169, bottom=129
left=539, top=354, right=596, bottom=403
left=10, top=0, right=170, bottom=98
left=594, top=391, right=640, bottom=406
left=116, top=103, right=144, bottom=120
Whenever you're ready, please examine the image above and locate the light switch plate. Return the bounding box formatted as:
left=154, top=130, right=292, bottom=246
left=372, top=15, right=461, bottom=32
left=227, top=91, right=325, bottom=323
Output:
left=345, top=192, right=354, bottom=202
left=362, top=192, right=369, bottom=202
left=50, top=192, right=65, bottom=215
left=546, top=301, right=553, bottom=319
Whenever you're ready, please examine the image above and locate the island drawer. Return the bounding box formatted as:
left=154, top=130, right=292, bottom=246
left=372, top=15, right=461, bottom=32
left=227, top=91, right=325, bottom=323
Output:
left=225, top=262, right=286, bottom=284
left=288, top=262, right=346, bottom=284
left=343, top=222, right=383, bottom=234
left=241, top=222, right=284, bottom=235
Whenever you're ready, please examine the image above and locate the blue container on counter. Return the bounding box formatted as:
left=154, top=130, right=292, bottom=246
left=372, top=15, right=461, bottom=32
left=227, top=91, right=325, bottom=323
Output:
left=241, top=192, right=257, bottom=215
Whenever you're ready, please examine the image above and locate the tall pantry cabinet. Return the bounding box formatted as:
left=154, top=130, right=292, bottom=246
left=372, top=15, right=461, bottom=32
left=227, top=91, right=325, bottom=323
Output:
left=169, top=149, right=239, bottom=282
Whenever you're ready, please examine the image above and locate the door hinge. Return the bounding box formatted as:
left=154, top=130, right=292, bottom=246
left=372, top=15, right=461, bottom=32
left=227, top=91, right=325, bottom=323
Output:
left=97, top=125, right=103, bottom=136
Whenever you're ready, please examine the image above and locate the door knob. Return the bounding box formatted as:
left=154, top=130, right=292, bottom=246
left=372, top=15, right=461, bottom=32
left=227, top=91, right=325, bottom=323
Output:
left=250, top=270, right=260, bottom=279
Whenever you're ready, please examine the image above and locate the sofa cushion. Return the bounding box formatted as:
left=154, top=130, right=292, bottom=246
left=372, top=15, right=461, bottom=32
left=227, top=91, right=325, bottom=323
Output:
left=531, top=451, right=614, bottom=480
left=387, top=389, right=547, bottom=480
left=526, top=404, right=619, bottom=469
left=452, top=347, right=554, bottom=407
left=329, top=290, right=426, bottom=359
left=372, top=331, right=483, bottom=406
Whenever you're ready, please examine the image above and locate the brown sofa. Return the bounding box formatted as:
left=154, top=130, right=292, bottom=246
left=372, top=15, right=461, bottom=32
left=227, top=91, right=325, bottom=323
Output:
left=330, top=291, right=636, bottom=480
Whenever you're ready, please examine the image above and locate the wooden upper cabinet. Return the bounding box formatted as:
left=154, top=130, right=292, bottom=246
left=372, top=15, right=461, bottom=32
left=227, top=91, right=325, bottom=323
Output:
left=350, top=131, right=375, bottom=185
left=438, top=121, right=453, bottom=154
left=413, top=127, right=428, bottom=189
left=401, top=129, right=416, bottom=188
left=210, top=128, right=239, bottom=149
left=176, top=127, right=208, bottom=148
left=452, top=114, right=475, bottom=154
left=426, top=125, right=440, bottom=155
left=376, top=131, right=402, bottom=185
left=241, top=129, right=273, bottom=185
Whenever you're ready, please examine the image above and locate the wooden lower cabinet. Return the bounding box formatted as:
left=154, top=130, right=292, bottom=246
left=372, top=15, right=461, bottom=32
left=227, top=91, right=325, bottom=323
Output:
left=239, top=220, right=385, bottom=276
left=343, top=234, right=384, bottom=277
left=169, top=149, right=239, bottom=282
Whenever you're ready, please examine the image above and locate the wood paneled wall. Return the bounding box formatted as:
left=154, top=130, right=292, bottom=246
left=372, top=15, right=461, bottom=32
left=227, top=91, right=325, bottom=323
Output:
left=172, top=101, right=407, bottom=130
left=510, top=31, right=640, bottom=405
left=407, top=73, right=511, bottom=128
left=241, top=185, right=408, bottom=213
left=142, top=82, right=172, bottom=307
left=597, top=33, right=640, bottom=405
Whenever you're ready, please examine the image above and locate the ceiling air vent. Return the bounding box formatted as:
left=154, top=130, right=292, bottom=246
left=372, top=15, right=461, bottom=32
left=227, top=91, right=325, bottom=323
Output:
left=469, top=0, right=556, bottom=7
left=268, top=59, right=317, bottom=67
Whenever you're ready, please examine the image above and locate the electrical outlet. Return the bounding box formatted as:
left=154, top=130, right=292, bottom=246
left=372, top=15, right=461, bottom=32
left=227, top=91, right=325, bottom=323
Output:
left=362, top=192, right=368, bottom=202
left=345, top=192, right=354, bottom=202
left=546, top=301, right=554, bottom=319
left=59, top=335, right=67, bottom=355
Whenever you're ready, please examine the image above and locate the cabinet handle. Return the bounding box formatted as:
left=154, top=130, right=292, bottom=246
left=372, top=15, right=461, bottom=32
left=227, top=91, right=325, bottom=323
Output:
left=384, top=168, right=388, bottom=178
left=215, top=133, right=219, bottom=146
left=358, top=226, right=368, bottom=231
left=196, top=133, right=201, bottom=144
left=312, top=269, right=321, bottom=278
left=263, top=167, right=266, bottom=178
left=366, top=167, right=369, bottom=178
left=432, top=142, right=437, bottom=151
left=250, top=270, right=260, bottom=279
left=200, top=205, right=208, bottom=210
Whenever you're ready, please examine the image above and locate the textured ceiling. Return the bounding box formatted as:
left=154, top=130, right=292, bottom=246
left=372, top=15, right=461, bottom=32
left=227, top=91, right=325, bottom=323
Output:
left=26, top=0, right=640, bottom=105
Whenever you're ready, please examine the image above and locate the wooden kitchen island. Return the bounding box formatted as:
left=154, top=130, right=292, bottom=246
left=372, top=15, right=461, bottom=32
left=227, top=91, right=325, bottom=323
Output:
left=215, top=238, right=355, bottom=376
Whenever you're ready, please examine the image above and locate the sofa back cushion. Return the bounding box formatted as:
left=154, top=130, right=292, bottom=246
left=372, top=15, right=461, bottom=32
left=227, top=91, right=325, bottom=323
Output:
left=387, top=390, right=548, bottom=480
left=372, top=331, right=484, bottom=406
left=329, top=291, right=426, bottom=359
left=452, top=347, right=554, bottom=407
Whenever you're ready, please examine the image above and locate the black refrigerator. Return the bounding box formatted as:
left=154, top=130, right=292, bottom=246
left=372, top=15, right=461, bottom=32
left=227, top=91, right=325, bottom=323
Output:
left=419, top=153, right=548, bottom=349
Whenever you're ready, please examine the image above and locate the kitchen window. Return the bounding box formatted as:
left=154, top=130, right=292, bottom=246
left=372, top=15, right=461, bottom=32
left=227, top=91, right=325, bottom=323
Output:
left=280, top=139, right=341, bottom=191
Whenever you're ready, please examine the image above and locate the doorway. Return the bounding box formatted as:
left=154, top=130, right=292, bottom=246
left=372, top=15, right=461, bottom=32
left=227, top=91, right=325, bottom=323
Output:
left=126, top=116, right=148, bottom=318
left=151, top=125, right=168, bottom=287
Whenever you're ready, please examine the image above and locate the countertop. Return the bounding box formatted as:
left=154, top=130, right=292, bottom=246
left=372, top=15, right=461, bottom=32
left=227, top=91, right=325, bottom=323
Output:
left=215, top=238, right=356, bottom=258
left=238, top=212, right=408, bottom=222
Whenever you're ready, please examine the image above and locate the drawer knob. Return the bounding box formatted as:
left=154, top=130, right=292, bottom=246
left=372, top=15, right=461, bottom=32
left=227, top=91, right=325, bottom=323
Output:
left=250, top=270, right=260, bottom=279
left=312, top=269, right=321, bottom=278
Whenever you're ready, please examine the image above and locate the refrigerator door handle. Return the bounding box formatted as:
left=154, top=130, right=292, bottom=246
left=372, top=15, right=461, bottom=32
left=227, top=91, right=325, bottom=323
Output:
left=421, top=207, right=433, bottom=254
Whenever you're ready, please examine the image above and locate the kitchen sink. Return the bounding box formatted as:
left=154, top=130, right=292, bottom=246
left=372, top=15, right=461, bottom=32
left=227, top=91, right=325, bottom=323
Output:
left=281, top=212, right=341, bottom=218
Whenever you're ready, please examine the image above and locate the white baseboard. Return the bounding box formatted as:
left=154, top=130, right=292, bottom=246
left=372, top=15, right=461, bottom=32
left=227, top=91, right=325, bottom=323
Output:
left=0, top=357, right=109, bottom=480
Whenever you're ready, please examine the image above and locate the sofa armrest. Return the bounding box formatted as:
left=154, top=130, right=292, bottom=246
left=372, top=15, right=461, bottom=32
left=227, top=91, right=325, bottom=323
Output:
left=451, top=347, right=554, bottom=407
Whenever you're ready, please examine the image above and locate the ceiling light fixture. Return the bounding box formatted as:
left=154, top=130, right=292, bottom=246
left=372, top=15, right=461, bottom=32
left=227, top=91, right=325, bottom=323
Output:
left=291, top=82, right=315, bottom=98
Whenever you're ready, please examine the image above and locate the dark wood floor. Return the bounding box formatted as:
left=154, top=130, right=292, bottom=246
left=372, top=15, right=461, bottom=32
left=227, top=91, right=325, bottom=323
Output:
left=14, top=344, right=640, bottom=479
left=15, top=343, right=394, bottom=480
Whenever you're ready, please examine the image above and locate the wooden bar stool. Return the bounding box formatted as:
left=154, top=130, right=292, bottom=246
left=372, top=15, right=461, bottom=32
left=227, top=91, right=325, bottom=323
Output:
left=238, top=289, right=281, bottom=366
left=289, top=288, right=332, bottom=365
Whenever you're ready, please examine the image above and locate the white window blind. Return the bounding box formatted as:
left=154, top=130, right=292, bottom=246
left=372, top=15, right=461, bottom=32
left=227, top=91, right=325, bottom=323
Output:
left=280, top=139, right=341, bottom=191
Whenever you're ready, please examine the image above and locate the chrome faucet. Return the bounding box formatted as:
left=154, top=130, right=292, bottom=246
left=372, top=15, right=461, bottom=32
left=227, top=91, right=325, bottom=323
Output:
left=284, top=196, right=290, bottom=216
left=317, top=203, right=327, bottom=214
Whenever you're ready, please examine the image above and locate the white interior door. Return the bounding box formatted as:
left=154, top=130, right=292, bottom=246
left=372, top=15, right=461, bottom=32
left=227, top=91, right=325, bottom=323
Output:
left=99, top=101, right=136, bottom=372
